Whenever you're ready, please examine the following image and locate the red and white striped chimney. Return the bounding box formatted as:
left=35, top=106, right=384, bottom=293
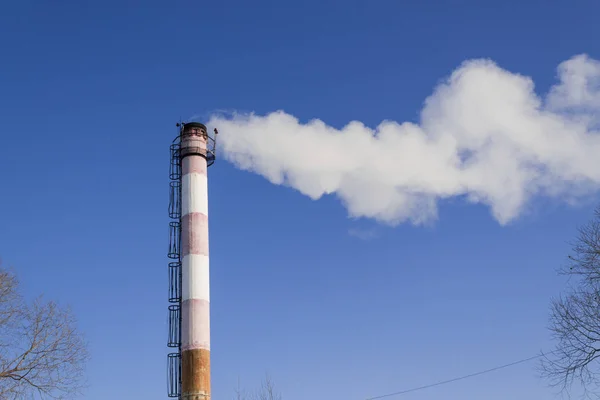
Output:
left=180, top=122, right=211, bottom=400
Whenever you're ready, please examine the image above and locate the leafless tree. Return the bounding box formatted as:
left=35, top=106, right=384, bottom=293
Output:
left=233, top=374, right=282, bottom=400
left=0, top=265, right=89, bottom=399
left=234, top=376, right=247, bottom=400
left=542, top=206, right=600, bottom=395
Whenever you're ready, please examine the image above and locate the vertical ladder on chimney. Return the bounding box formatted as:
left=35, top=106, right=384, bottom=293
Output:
left=167, top=141, right=182, bottom=399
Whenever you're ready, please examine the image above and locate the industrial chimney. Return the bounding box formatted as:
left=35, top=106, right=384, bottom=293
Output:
left=168, top=122, right=217, bottom=400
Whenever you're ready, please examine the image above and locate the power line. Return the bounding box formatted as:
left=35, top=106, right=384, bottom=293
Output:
left=365, top=353, right=546, bottom=400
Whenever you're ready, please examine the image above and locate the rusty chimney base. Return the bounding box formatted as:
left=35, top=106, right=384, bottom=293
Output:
left=181, top=349, right=211, bottom=400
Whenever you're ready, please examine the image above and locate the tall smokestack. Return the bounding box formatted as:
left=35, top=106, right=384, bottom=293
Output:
left=168, top=122, right=217, bottom=400
left=181, top=122, right=212, bottom=400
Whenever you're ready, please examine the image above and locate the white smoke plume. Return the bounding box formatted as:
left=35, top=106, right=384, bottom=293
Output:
left=207, top=54, right=600, bottom=226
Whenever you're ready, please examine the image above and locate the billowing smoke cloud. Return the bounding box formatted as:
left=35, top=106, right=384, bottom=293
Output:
left=207, top=54, right=600, bottom=226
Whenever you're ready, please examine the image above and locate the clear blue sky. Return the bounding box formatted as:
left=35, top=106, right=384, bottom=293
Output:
left=1, top=1, right=599, bottom=399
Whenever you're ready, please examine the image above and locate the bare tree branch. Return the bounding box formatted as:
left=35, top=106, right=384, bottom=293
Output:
left=234, top=376, right=247, bottom=400
left=254, top=373, right=282, bottom=400
left=542, top=206, right=600, bottom=396
left=0, top=265, right=89, bottom=399
left=233, top=373, right=282, bottom=400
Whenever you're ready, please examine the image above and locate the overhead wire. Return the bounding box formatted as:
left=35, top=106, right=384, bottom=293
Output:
left=365, top=352, right=550, bottom=400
